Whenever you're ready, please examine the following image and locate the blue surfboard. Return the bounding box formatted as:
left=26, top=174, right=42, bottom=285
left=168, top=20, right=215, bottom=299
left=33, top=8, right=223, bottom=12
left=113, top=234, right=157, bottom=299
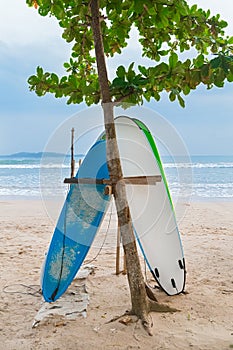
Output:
left=42, top=140, right=110, bottom=302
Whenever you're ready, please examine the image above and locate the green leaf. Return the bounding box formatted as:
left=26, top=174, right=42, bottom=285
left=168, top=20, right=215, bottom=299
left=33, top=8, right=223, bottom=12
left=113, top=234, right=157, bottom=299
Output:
left=227, top=72, right=233, bottom=82
left=169, top=52, right=178, bottom=69
left=177, top=2, right=189, bottom=16
left=127, top=63, right=136, bottom=82
left=28, top=75, right=39, bottom=85
left=194, top=54, right=204, bottom=68
left=154, top=62, right=169, bottom=76
left=214, top=68, right=225, bottom=87
left=144, top=91, right=151, bottom=102
left=160, top=14, right=169, bottom=27
left=111, top=77, right=127, bottom=88
left=36, top=66, right=43, bottom=79
left=210, top=57, right=221, bottom=69
left=183, top=59, right=191, bottom=69
left=228, top=36, right=233, bottom=44
left=153, top=91, right=160, bottom=101
left=169, top=91, right=176, bottom=102
left=116, top=66, right=126, bottom=79
left=191, top=4, right=197, bottom=13
left=60, top=76, right=67, bottom=84
left=201, top=64, right=210, bottom=78
left=55, top=89, right=63, bottom=98
left=230, top=63, right=233, bottom=75
left=128, top=62, right=135, bottom=72
left=138, top=65, right=148, bottom=77
left=50, top=73, right=59, bottom=84
left=178, top=95, right=185, bottom=108
left=190, top=70, right=201, bottom=87
left=51, top=4, right=65, bottom=19
left=133, top=0, right=144, bottom=14
left=183, top=85, right=190, bottom=96
left=38, top=5, right=51, bottom=16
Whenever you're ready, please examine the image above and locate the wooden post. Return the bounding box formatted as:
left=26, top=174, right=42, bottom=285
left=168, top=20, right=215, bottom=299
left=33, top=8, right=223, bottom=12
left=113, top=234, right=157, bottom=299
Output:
left=64, top=175, right=162, bottom=185
left=116, top=221, right=120, bottom=275
left=123, top=250, right=127, bottom=275
left=104, top=185, right=112, bottom=196
left=116, top=219, right=127, bottom=275
left=71, top=128, right=75, bottom=178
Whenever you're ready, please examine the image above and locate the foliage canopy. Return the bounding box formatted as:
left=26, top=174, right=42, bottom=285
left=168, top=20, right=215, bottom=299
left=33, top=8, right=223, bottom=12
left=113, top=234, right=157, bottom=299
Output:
left=27, top=0, right=233, bottom=107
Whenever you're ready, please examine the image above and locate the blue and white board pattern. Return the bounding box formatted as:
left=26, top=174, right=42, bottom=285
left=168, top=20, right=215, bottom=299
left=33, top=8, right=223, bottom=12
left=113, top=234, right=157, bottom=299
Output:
left=41, top=140, right=111, bottom=302
left=115, top=116, right=186, bottom=295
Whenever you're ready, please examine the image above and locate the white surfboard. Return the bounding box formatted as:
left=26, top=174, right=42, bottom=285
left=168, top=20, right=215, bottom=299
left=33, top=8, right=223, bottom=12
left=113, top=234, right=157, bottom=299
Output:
left=115, top=116, right=186, bottom=295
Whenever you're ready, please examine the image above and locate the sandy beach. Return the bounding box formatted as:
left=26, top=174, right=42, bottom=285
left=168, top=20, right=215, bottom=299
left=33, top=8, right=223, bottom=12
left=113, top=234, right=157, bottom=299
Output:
left=0, top=199, right=233, bottom=350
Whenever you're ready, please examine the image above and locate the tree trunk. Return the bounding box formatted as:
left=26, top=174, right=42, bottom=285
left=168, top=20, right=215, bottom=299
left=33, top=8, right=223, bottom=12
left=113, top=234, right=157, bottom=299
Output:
left=90, top=1, right=177, bottom=335
left=90, top=0, right=150, bottom=320
left=102, top=103, right=150, bottom=319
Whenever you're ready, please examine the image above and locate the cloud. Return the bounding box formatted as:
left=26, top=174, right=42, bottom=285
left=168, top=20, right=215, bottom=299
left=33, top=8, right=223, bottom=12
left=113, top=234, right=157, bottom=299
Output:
left=147, top=81, right=233, bottom=155
left=0, top=38, right=78, bottom=155
left=0, top=0, right=62, bottom=46
left=0, top=0, right=233, bottom=155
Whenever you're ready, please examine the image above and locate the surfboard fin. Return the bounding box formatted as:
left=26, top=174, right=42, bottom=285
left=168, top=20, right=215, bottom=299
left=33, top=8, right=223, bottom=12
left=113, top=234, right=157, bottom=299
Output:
left=178, top=259, right=184, bottom=269
left=171, top=278, right=177, bottom=289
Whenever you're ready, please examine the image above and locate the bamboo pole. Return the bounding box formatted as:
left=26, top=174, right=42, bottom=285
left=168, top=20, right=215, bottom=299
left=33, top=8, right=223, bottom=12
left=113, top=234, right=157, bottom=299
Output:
left=71, top=127, right=75, bottom=178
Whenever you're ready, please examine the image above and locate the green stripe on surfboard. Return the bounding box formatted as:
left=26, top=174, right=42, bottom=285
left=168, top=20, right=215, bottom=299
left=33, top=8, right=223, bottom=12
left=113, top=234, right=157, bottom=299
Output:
left=133, top=118, right=174, bottom=211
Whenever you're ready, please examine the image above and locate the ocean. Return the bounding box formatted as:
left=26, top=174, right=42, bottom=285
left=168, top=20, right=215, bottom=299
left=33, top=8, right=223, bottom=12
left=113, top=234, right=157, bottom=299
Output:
left=0, top=154, right=232, bottom=201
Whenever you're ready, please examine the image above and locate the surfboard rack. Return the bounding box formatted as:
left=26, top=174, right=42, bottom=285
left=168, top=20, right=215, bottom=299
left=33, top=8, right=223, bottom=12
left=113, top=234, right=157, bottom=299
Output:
left=64, top=176, right=162, bottom=197
left=64, top=175, right=162, bottom=186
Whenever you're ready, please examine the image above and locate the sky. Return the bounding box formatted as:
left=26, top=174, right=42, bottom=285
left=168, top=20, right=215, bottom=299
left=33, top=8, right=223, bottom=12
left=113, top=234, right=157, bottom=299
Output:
left=0, top=1, right=233, bottom=156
